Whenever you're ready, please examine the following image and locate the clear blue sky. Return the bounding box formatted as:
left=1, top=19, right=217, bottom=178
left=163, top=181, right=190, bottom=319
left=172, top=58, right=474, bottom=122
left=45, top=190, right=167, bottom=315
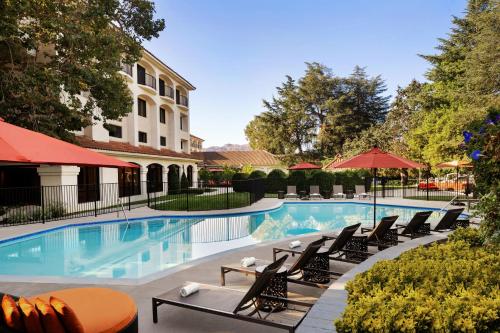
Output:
left=144, top=0, right=468, bottom=147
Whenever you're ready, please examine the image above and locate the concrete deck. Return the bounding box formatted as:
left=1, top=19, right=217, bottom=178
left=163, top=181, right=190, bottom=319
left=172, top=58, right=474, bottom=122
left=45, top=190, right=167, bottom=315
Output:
left=0, top=197, right=456, bottom=332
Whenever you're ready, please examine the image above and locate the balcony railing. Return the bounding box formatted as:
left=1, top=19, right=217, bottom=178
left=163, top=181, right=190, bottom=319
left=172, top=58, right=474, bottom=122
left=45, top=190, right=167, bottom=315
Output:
left=160, top=85, right=175, bottom=99
left=138, top=72, right=156, bottom=90
left=178, top=95, right=189, bottom=107
left=121, top=63, right=133, bottom=77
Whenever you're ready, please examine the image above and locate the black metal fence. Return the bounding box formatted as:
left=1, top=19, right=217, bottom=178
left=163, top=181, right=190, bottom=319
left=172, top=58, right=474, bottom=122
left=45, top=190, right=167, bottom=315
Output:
left=0, top=178, right=266, bottom=227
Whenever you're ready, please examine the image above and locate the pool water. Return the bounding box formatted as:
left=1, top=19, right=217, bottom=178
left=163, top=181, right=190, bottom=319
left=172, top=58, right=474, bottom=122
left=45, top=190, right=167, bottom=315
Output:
left=0, top=203, right=442, bottom=280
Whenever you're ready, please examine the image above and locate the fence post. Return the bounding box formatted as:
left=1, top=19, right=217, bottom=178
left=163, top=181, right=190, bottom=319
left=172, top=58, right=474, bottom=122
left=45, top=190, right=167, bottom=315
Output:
left=94, top=185, right=98, bottom=217
left=41, top=186, right=45, bottom=224
left=226, top=185, right=229, bottom=209
left=186, top=188, right=189, bottom=211
left=128, top=187, right=131, bottom=211
left=426, top=177, right=429, bottom=201
left=147, top=183, right=150, bottom=207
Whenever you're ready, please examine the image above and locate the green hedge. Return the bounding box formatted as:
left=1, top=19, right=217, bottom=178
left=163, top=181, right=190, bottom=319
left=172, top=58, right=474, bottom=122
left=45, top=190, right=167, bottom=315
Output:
left=287, top=170, right=307, bottom=192
left=265, top=169, right=287, bottom=193
left=232, top=172, right=249, bottom=192
left=308, top=171, right=334, bottom=194
left=248, top=170, right=267, bottom=179
left=335, top=228, right=500, bottom=332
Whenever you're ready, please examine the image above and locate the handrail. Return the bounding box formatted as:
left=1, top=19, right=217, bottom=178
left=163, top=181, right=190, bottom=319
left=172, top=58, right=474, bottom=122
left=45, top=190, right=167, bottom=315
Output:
left=117, top=198, right=131, bottom=241
left=438, top=194, right=460, bottom=213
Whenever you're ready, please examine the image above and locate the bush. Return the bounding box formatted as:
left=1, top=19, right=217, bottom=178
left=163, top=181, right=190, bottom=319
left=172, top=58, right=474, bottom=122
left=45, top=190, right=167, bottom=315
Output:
left=198, top=169, right=211, bottom=182
left=287, top=170, right=307, bottom=192
left=180, top=171, right=189, bottom=189
left=308, top=171, right=334, bottom=194
left=248, top=170, right=266, bottom=179
left=448, top=227, right=485, bottom=246
left=335, top=241, right=500, bottom=332
left=266, top=169, right=287, bottom=193
left=331, top=170, right=371, bottom=191
left=232, top=172, right=249, bottom=192
left=168, top=169, right=180, bottom=194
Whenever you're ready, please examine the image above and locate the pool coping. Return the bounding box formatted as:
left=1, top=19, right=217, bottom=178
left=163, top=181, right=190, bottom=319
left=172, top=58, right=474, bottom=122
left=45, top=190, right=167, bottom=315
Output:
left=0, top=200, right=462, bottom=285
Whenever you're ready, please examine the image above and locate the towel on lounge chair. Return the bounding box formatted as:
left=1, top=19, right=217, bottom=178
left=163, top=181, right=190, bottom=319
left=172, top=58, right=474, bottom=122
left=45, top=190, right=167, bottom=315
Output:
left=240, top=257, right=256, bottom=267
left=180, top=283, right=200, bottom=297
left=289, top=240, right=302, bottom=248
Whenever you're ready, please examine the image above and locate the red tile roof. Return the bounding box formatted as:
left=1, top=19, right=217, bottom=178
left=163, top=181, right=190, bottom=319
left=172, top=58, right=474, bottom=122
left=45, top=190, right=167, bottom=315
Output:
left=192, top=150, right=282, bottom=167
left=76, top=136, right=200, bottom=160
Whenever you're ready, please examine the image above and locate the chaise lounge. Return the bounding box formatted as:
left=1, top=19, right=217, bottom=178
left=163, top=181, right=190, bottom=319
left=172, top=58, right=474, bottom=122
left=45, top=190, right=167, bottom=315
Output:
left=153, top=255, right=315, bottom=333
left=395, top=211, right=434, bottom=239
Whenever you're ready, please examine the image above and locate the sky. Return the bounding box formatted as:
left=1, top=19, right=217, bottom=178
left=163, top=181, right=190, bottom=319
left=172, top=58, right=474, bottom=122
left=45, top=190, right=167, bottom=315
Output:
left=143, top=0, right=468, bottom=147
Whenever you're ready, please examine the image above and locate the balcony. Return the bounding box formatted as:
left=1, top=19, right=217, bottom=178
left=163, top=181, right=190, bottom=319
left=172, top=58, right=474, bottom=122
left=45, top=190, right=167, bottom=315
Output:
left=177, top=95, right=189, bottom=108
left=160, top=84, right=174, bottom=99
left=121, top=63, right=133, bottom=77
left=138, top=72, right=156, bottom=90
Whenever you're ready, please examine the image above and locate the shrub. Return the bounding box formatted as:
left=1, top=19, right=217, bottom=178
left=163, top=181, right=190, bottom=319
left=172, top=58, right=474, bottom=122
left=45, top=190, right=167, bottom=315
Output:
left=168, top=169, right=180, bottom=194
left=335, top=241, right=500, bottom=332
left=248, top=170, right=266, bottom=179
left=266, top=169, right=287, bottom=193
left=331, top=170, right=371, bottom=191
left=198, top=169, right=211, bottom=182
left=180, top=171, right=189, bottom=189
left=287, top=170, right=307, bottom=192
left=308, top=171, right=334, bottom=194
left=448, top=227, right=485, bottom=246
left=232, top=172, right=249, bottom=192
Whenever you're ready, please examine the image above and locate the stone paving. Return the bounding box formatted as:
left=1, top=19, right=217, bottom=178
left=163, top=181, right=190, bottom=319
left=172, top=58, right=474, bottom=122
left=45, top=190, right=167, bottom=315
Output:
left=0, top=197, right=457, bottom=332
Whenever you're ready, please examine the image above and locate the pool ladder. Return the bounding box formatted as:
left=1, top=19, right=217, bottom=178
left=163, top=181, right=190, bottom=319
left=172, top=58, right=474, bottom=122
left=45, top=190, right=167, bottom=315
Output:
left=117, top=199, right=131, bottom=239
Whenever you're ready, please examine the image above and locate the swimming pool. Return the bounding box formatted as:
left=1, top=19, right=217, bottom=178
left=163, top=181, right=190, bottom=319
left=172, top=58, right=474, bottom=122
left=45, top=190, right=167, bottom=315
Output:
left=0, top=202, right=443, bottom=281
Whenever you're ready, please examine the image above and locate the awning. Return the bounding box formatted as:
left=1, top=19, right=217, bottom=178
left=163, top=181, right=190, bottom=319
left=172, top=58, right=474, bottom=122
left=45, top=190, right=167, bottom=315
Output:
left=289, top=162, right=322, bottom=170
left=0, top=118, right=137, bottom=168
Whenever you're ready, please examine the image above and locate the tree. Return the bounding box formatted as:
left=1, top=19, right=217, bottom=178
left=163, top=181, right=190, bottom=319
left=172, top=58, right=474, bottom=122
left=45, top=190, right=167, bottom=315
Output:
left=180, top=171, right=189, bottom=190
left=0, top=0, right=165, bottom=140
left=168, top=168, right=180, bottom=194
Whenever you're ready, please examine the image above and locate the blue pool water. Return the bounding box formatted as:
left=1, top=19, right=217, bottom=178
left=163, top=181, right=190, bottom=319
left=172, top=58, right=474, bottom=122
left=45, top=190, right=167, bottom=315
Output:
left=0, top=203, right=442, bottom=280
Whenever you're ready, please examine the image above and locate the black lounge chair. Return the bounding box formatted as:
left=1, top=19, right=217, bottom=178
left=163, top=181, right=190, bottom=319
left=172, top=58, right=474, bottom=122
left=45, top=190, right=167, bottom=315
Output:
left=153, top=255, right=315, bottom=333
left=332, top=216, right=398, bottom=261
left=433, top=208, right=468, bottom=231
left=272, top=223, right=365, bottom=264
left=221, top=239, right=342, bottom=289
left=395, top=211, right=433, bottom=239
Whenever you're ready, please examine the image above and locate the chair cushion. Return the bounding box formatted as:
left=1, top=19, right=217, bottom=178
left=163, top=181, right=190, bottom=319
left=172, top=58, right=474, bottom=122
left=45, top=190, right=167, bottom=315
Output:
left=34, top=298, right=65, bottom=333
left=1, top=295, right=23, bottom=332
left=18, top=298, right=43, bottom=333
left=49, top=296, right=85, bottom=333
left=32, top=288, right=137, bottom=333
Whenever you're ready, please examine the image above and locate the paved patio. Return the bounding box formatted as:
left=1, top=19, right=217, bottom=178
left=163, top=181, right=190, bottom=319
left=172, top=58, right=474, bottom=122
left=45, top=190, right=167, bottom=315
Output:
left=0, top=197, right=458, bottom=332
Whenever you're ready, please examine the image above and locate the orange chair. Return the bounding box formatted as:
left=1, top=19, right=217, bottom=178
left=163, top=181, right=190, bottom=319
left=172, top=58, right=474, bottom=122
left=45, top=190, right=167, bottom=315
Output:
left=1, top=288, right=137, bottom=333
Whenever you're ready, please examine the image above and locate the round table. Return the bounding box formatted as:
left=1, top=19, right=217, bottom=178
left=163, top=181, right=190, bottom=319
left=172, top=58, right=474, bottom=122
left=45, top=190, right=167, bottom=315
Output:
left=255, top=265, right=288, bottom=312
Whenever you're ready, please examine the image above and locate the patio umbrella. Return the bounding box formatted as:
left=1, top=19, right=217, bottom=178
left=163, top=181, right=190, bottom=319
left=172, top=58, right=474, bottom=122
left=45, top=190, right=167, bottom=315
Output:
left=327, top=147, right=424, bottom=228
left=0, top=118, right=136, bottom=168
left=288, top=162, right=321, bottom=171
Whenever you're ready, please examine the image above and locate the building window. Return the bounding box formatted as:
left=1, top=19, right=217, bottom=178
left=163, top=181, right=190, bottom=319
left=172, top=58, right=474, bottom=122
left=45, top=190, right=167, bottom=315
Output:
left=159, top=79, right=165, bottom=96
left=160, top=136, right=166, bottom=146
left=118, top=163, right=141, bottom=197
left=138, top=131, right=147, bottom=143
left=78, top=167, right=100, bottom=203
left=180, top=116, right=183, bottom=130
left=180, top=140, right=184, bottom=150
left=137, top=64, right=146, bottom=85
left=138, top=98, right=147, bottom=117
left=159, top=108, right=166, bottom=124
left=105, top=124, right=122, bottom=138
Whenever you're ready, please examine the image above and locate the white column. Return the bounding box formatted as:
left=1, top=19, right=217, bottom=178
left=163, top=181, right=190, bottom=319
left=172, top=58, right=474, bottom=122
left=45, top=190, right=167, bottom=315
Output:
left=128, top=94, right=139, bottom=146
left=151, top=106, right=160, bottom=150
left=192, top=165, right=199, bottom=188
left=37, top=165, right=81, bottom=212
left=162, top=166, right=169, bottom=193
left=173, top=106, right=181, bottom=152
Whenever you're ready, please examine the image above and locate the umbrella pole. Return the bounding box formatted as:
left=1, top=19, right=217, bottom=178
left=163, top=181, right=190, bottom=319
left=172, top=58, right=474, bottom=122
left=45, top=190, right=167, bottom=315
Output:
left=373, top=168, right=377, bottom=229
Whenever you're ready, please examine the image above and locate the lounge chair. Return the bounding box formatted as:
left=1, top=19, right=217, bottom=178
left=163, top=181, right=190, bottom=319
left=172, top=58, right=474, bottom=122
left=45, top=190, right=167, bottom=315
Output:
left=433, top=208, right=468, bottom=231
left=355, top=185, right=370, bottom=199
left=153, top=255, right=315, bottom=333
left=284, top=186, right=298, bottom=199
left=0, top=288, right=138, bottom=333
left=332, top=185, right=345, bottom=199
left=221, top=239, right=342, bottom=289
left=395, top=211, right=433, bottom=238
left=272, top=223, right=365, bottom=264
left=329, top=216, right=398, bottom=261
left=309, top=185, right=322, bottom=200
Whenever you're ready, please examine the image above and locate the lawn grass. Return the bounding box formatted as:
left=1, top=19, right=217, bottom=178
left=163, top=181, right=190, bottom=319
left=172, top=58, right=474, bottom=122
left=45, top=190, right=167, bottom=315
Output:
left=152, top=191, right=251, bottom=211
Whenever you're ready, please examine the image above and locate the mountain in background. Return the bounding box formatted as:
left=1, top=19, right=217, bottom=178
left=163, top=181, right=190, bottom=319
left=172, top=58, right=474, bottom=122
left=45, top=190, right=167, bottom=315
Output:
left=204, top=143, right=251, bottom=152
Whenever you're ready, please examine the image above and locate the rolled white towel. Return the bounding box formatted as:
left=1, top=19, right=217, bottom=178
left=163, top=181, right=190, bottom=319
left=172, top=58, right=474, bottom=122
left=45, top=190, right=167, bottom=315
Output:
left=289, top=240, right=302, bottom=249
left=180, top=283, right=200, bottom=297
left=336, top=193, right=344, bottom=196
left=240, top=257, right=256, bottom=267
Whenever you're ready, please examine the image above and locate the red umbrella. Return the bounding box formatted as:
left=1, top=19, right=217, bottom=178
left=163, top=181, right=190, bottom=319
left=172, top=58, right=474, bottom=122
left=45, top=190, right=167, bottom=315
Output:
left=0, top=118, right=137, bottom=168
left=328, top=147, right=424, bottom=227
left=289, top=162, right=322, bottom=170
